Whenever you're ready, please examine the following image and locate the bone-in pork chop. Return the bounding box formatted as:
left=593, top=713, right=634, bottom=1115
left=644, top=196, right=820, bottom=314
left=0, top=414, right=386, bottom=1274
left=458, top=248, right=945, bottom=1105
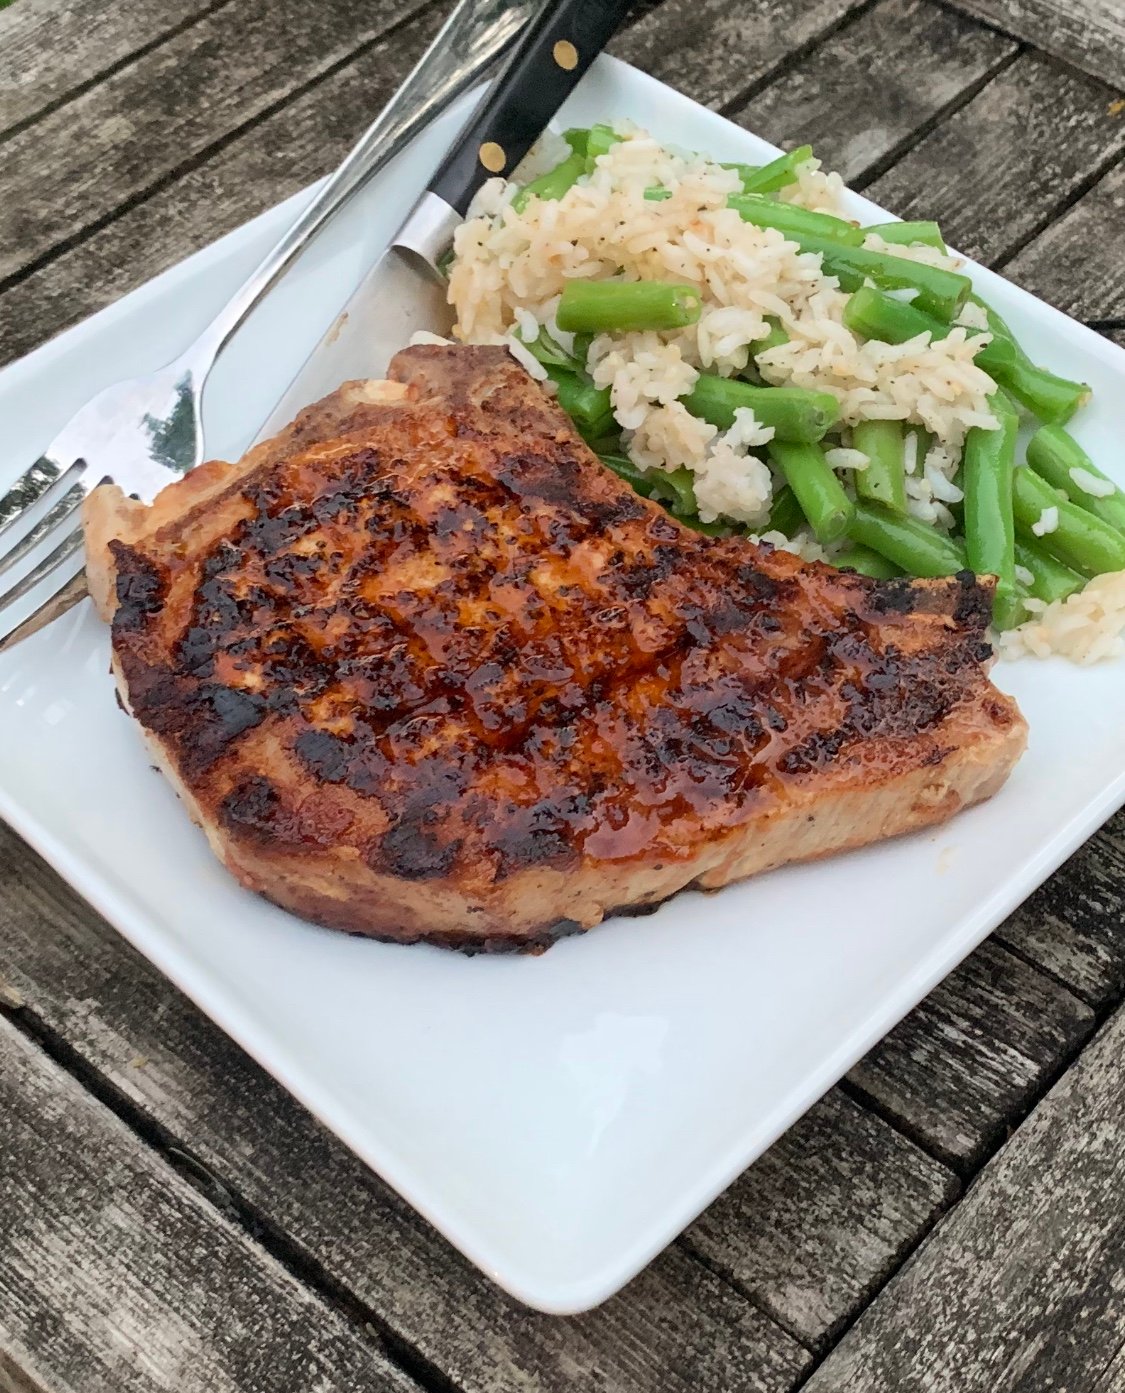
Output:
left=83, top=345, right=1027, bottom=951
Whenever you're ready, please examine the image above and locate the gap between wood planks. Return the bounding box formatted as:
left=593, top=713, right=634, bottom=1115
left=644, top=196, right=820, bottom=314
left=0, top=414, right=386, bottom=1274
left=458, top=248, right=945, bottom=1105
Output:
left=0, top=998, right=467, bottom=1393
left=0, top=0, right=441, bottom=299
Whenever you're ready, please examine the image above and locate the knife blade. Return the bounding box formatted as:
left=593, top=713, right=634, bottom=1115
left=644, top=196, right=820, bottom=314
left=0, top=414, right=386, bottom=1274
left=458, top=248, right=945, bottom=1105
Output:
left=256, top=0, right=636, bottom=442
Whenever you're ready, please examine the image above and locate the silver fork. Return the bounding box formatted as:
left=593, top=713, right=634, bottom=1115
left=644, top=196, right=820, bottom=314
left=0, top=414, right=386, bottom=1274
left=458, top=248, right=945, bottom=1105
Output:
left=0, top=0, right=543, bottom=653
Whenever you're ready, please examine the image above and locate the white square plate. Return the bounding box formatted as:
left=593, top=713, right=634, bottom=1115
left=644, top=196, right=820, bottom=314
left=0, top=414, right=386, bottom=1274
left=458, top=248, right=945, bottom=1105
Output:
left=3, top=56, right=1125, bottom=1315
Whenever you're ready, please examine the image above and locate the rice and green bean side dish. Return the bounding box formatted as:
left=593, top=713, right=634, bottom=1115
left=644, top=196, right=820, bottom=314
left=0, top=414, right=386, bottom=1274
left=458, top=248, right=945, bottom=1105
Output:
left=440, top=123, right=1125, bottom=663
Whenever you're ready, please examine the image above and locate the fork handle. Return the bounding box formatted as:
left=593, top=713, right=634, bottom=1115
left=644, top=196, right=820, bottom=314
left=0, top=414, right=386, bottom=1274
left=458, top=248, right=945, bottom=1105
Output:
left=427, top=0, right=635, bottom=217
left=189, top=0, right=545, bottom=364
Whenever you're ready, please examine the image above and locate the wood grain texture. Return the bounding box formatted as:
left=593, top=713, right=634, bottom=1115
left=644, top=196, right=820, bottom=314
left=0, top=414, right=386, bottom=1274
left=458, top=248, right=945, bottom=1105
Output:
left=802, top=1002, right=1125, bottom=1393
left=610, top=0, right=867, bottom=112
left=0, top=1016, right=417, bottom=1393
left=0, top=0, right=228, bottom=135
left=1004, top=154, right=1125, bottom=321
left=943, top=0, right=1125, bottom=95
left=997, top=809, right=1125, bottom=1009
left=865, top=52, right=1125, bottom=266
left=683, top=1090, right=958, bottom=1348
left=0, top=0, right=427, bottom=285
left=846, top=941, right=1095, bottom=1171
left=0, top=827, right=809, bottom=1393
left=731, top=0, right=1015, bottom=183
left=0, top=9, right=439, bottom=366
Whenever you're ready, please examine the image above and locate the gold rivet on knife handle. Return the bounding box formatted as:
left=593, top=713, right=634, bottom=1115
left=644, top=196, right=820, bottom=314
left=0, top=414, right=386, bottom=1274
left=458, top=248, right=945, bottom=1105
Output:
left=553, top=39, right=578, bottom=70
left=478, top=141, right=507, bottom=173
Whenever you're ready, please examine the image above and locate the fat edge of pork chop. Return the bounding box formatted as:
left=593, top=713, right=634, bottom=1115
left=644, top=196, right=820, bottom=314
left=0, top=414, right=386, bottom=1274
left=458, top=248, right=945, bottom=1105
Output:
left=84, top=345, right=1027, bottom=952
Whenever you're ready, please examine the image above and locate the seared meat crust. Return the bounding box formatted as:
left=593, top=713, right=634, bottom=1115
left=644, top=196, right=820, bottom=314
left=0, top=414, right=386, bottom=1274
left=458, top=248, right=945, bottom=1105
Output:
left=85, top=345, right=1027, bottom=950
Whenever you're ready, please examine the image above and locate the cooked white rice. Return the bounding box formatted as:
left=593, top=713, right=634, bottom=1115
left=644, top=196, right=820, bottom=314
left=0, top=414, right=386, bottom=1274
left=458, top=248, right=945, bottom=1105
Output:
left=446, top=124, right=1109, bottom=659
left=1000, top=570, right=1125, bottom=663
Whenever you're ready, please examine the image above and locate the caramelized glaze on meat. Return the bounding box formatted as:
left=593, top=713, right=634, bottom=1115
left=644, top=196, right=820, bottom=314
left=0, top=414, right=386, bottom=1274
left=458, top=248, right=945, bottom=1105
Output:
left=85, top=345, right=1027, bottom=950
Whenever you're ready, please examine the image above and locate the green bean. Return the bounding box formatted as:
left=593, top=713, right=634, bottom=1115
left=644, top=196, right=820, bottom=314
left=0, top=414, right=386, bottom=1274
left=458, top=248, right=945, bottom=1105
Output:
left=847, top=501, right=967, bottom=578
left=1026, top=424, right=1125, bottom=535
left=1000, top=358, right=1092, bottom=426
left=644, top=187, right=671, bottom=201
left=1011, top=466, right=1125, bottom=577
left=728, top=194, right=863, bottom=246
left=754, top=317, right=789, bottom=356
left=962, top=395, right=1020, bottom=628
left=767, top=440, right=854, bottom=544
left=598, top=454, right=697, bottom=516
left=684, top=375, right=839, bottom=442
left=842, top=286, right=1017, bottom=374
left=853, top=419, right=907, bottom=513
left=799, top=240, right=971, bottom=319
left=1014, top=537, right=1085, bottom=605
left=736, top=145, right=813, bottom=194
left=969, top=295, right=1091, bottom=424
left=518, top=323, right=582, bottom=372
left=562, top=127, right=589, bottom=156
left=543, top=364, right=614, bottom=439
left=860, top=220, right=948, bottom=252
left=831, top=543, right=904, bottom=579
left=584, top=123, right=620, bottom=173
left=556, top=279, right=702, bottom=333
left=764, top=483, right=804, bottom=537
left=512, top=151, right=586, bottom=212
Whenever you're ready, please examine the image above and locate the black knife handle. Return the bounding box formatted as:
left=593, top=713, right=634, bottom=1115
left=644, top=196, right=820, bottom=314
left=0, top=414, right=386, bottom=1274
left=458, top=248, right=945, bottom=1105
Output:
left=427, top=0, right=635, bottom=218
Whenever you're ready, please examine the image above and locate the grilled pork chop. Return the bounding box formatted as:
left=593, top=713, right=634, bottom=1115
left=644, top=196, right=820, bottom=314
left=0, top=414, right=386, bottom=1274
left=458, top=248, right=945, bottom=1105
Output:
left=84, top=345, right=1026, bottom=951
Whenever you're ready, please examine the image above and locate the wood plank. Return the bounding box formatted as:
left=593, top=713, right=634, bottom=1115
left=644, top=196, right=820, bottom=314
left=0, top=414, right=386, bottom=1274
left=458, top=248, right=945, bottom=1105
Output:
left=0, top=1016, right=418, bottom=1393
left=0, top=0, right=428, bottom=286
left=942, top=0, right=1125, bottom=95
left=609, top=0, right=868, bottom=112
left=683, top=1090, right=958, bottom=1349
left=997, top=809, right=1125, bottom=1009
left=801, top=1002, right=1125, bottom=1393
left=846, top=941, right=1094, bottom=1171
left=0, top=827, right=809, bottom=1393
left=1004, top=155, right=1125, bottom=322
left=730, top=0, right=1015, bottom=184
left=0, top=0, right=228, bottom=137
left=0, top=9, right=442, bottom=367
left=865, top=52, right=1125, bottom=266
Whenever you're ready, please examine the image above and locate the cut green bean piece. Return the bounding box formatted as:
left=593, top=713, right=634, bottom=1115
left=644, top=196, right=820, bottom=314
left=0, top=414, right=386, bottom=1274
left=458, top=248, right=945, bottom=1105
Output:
left=847, top=501, right=967, bottom=578
left=969, top=294, right=1091, bottom=424
left=1012, top=466, right=1125, bottom=577
left=728, top=195, right=863, bottom=246
left=737, top=145, right=813, bottom=194
left=860, top=220, right=947, bottom=252
left=584, top=123, right=620, bottom=173
left=764, top=483, right=804, bottom=537
left=684, top=375, right=838, bottom=442
left=543, top=365, right=614, bottom=439
left=519, top=323, right=582, bottom=372
left=598, top=454, right=697, bottom=515
left=1000, top=358, right=1092, bottom=426
left=801, top=240, right=971, bottom=319
left=853, top=419, right=907, bottom=513
left=512, top=151, right=586, bottom=212
left=962, top=394, right=1020, bottom=628
left=842, top=286, right=1016, bottom=374
left=1026, top=424, right=1125, bottom=535
left=767, top=440, right=854, bottom=544
left=644, top=187, right=671, bottom=201
left=1014, top=537, right=1085, bottom=605
left=754, top=317, right=789, bottom=356
left=556, top=279, right=702, bottom=333
left=831, top=543, right=904, bottom=578
left=562, top=127, right=589, bottom=156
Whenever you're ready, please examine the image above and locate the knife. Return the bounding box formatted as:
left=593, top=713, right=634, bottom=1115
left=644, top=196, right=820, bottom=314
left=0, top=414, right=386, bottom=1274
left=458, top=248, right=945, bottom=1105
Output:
left=256, top=0, right=636, bottom=439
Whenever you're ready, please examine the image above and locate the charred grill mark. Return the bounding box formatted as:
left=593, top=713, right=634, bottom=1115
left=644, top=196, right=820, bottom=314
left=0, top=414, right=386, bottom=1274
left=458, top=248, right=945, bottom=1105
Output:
left=108, top=542, right=166, bottom=631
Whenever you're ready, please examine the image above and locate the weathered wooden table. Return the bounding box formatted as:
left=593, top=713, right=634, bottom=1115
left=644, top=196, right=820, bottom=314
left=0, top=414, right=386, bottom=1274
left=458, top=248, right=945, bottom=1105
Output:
left=3, top=1, right=1125, bottom=1388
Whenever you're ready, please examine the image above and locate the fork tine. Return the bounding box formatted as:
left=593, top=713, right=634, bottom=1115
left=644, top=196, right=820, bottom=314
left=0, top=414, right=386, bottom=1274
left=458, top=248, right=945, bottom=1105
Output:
left=0, top=457, right=72, bottom=544
left=0, top=567, right=89, bottom=654
left=0, top=483, right=88, bottom=582
left=0, top=524, right=85, bottom=636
